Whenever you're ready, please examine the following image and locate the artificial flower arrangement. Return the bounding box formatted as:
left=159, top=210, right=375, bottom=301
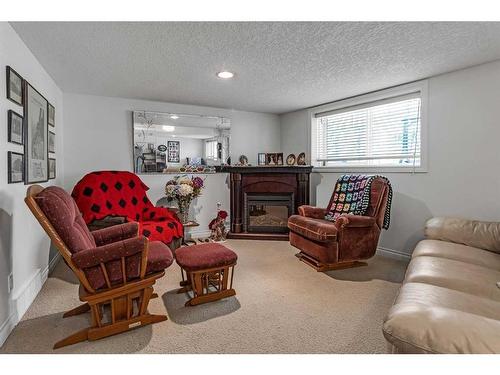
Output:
left=165, top=175, right=204, bottom=223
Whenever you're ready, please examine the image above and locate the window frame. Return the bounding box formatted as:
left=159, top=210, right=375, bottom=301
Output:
left=309, top=80, right=428, bottom=173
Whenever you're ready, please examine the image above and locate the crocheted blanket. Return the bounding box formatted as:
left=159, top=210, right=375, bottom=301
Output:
left=325, top=174, right=392, bottom=229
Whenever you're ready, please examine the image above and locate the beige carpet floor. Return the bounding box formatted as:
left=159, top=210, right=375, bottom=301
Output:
left=0, top=240, right=408, bottom=354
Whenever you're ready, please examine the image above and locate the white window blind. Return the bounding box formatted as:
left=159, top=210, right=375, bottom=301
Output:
left=314, top=92, right=422, bottom=169
left=205, top=139, right=218, bottom=160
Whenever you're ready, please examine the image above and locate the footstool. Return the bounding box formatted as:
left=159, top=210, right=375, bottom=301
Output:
left=175, top=243, right=237, bottom=306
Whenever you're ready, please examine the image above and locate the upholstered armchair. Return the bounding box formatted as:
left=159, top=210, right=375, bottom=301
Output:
left=25, top=185, right=174, bottom=349
left=288, top=176, right=391, bottom=271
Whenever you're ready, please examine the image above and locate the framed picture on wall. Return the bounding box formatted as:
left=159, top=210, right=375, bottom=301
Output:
left=49, top=158, right=56, bottom=179
left=258, top=153, right=266, bottom=165
left=23, top=81, right=49, bottom=184
left=8, top=151, right=24, bottom=183
left=6, top=66, right=24, bottom=106
left=48, top=103, right=55, bottom=126
left=167, top=140, right=180, bottom=163
left=48, top=131, right=55, bottom=153
left=8, top=110, right=24, bottom=145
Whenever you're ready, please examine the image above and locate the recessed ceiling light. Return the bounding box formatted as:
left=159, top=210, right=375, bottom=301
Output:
left=216, top=71, right=234, bottom=79
left=162, top=125, right=175, bottom=132
left=170, top=115, right=179, bottom=120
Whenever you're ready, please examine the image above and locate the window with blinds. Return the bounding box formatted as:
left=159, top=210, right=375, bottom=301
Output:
left=313, top=92, right=422, bottom=169
left=205, top=139, right=218, bottom=160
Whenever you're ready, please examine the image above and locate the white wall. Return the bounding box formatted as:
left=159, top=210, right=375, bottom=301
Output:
left=63, top=93, right=280, bottom=234
left=0, top=22, right=64, bottom=345
left=280, top=60, right=500, bottom=256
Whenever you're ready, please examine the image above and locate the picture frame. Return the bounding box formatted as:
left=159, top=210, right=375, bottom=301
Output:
left=265, top=152, right=284, bottom=166
left=48, top=103, right=55, bottom=126
left=23, top=81, right=49, bottom=184
left=297, top=152, right=306, bottom=165
left=8, top=151, right=24, bottom=183
left=167, top=140, right=180, bottom=163
left=257, top=153, right=266, bottom=165
left=8, top=110, right=24, bottom=145
left=6, top=66, right=24, bottom=106
left=48, top=130, right=55, bottom=153
left=49, top=158, right=56, bottom=179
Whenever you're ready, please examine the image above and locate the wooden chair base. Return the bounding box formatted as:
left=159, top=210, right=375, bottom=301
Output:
left=54, top=273, right=166, bottom=349
left=296, top=252, right=368, bottom=272
left=178, top=264, right=236, bottom=306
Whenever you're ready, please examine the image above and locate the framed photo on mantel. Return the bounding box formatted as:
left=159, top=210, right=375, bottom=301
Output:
left=23, top=81, right=49, bottom=184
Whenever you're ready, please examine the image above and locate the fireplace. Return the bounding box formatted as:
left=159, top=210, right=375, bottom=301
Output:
left=245, top=193, right=294, bottom=233
left=225, top=165, right=313, bottom=240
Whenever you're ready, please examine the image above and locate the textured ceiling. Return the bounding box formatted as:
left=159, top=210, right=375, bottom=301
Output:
left=10, top=22, right=500, bottom=114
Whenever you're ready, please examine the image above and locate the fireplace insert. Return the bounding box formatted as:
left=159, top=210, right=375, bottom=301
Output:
left=244, top=193, right=294, bottom=233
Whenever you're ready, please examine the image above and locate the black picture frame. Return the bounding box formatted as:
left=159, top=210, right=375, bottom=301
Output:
left=49, top=158, right=56, bottom=179
left=48, top=130, right=55, bottom=153
left=8, top=110, right=24, bottom=145
left=167, top=140, right=180, bottom=163
left=23, top=81, right=49, bottom=185
left=48, top=103, right=55, bottom=126
left=8, top=151, right=24, bottom=183
left=6, top=66, right=24, bottom=106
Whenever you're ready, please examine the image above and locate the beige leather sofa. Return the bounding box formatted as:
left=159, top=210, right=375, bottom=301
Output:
left=383, top=217, right=500, bottom=354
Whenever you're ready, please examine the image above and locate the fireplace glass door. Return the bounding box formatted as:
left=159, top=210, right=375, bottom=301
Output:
left=244, top=194, right=293, bottom=233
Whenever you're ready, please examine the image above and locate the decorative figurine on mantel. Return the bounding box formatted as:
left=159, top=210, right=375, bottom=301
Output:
left=165, top=175, right=204, bottom=224
left=209, top=202, right=228, bottom=242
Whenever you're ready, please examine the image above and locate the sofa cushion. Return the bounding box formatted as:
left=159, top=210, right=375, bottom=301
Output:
left=35, top=186, right=96, bottom=254
left=175, top=243, right=237, bottom=272
left=425, top=217, right=500, bottom=254
left=404, top=256, right=500, bottom=301
left=393, top=282, right=500, bottom=321
left=384, top=281, right=500, bottom=354
left=383, top=302, right=500, bottom=354
left=288, top=215, right=338, bottom=242
left=412, top=239, right=500, bottom=271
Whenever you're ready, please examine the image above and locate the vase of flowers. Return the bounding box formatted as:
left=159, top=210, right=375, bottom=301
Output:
left=165, top=175, right=204, bottom=224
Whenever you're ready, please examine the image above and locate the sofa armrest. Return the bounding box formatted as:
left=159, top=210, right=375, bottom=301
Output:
left=91, top=222, right=139, bottom=246
left=425, top=217, right=500, bottom=253
left=335, top=214, right=376, bottom=229
left=298, top=205, right=327, bottom=219
left=72, top=236, right=146, bottom=269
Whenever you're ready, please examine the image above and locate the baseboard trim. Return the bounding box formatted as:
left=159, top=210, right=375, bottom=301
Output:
left=377, top=246, right=411, bottom=261
left=0, top=313, right=16, bottom=348
left=0, top=253, right=61, bottom=347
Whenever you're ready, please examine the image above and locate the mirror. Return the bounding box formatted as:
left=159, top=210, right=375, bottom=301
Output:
left=133, top=111, right=230, bottom=174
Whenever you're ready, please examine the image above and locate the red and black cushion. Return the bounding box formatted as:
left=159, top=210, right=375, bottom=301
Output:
left=72, top=171, right=183, bottom=244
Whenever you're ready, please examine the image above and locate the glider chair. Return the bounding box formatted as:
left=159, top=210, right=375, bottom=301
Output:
left=288, top=175, right=392, bottom=272
left=25, top=185, right=174, bottom=349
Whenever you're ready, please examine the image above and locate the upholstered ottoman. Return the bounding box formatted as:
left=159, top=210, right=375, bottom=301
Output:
left=175, top=243, right=237, bottom=306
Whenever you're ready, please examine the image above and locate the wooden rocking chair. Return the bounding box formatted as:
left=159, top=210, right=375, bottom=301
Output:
left=25, top=185, right=174, bottom=349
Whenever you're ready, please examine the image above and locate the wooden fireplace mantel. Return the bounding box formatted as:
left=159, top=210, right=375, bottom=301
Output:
left=226, top=165, right=313, bottom=240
